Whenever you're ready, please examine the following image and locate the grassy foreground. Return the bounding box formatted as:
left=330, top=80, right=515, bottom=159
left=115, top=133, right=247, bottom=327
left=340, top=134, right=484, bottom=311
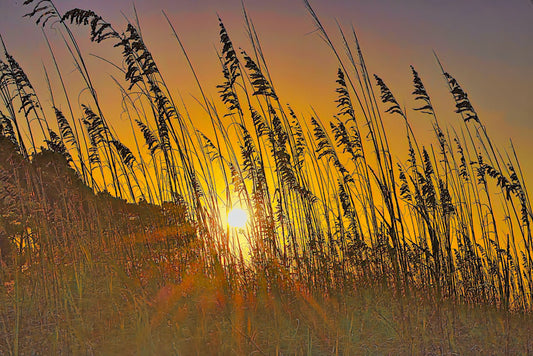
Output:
left=0, top=202, right=531, bottom=354
left=1, top=245, right=533, bottom=354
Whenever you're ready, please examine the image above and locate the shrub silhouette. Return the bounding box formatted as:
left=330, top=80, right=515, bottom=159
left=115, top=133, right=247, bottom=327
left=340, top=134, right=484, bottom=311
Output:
left=0, top=136, right=193, bottom=266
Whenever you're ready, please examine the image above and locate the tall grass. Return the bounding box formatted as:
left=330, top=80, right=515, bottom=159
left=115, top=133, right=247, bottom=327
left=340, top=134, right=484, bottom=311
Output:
left=0, top=0, right=532, bottom=353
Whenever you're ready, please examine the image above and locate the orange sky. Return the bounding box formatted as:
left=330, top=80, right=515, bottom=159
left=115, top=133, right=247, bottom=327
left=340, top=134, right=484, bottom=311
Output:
left=0, top=0, right=532, bottom=187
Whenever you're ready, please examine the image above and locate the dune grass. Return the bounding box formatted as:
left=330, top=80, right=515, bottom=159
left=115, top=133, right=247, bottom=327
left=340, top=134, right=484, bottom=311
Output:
left=0, top=0, right=532, bottom=354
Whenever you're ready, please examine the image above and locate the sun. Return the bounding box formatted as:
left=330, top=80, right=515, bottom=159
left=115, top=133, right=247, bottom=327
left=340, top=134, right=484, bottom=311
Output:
left=227, top=207, right=249, bottom=228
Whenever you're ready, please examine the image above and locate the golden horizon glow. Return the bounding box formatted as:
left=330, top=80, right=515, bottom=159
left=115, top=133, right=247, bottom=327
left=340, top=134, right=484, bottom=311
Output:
left=227, top=207, right=249, bottom=229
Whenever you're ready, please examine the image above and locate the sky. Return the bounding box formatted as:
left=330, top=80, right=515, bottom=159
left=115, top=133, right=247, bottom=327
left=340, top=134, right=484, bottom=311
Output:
left=0, top=0, right=532, bottom=181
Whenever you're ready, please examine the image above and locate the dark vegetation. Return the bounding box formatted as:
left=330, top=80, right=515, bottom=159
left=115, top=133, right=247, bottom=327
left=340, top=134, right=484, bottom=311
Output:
left=0, top=136, right=193, bottom=267
left=0, top=0, right=532, bottom=353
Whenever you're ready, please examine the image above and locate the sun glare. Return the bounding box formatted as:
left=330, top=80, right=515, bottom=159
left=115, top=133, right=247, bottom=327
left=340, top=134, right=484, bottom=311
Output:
left=227, top=208, right=249, bottom=228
